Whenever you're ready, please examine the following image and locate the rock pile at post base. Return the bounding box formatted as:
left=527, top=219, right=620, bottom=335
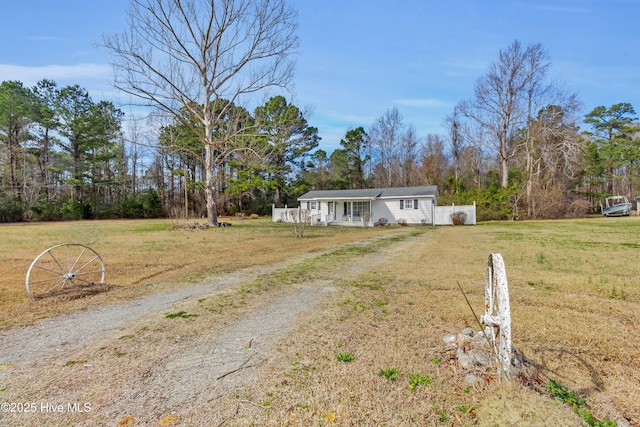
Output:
left=442, top=326, right=538, bottom=386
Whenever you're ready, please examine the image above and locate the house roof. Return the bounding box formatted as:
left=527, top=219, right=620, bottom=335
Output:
left=298, top=186, right=438, bottom=201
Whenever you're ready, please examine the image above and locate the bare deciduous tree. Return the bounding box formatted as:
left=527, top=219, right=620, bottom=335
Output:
left=280, top=207, right=309, bottom=238
left=419, top=134, right=448, bottom=187
left=369, top=107, right=402, bottom=187
left=458, top=40, right=548, bottom=188
left=369, top=107, right=419, bottom=187
left=454, top=118, right=488, bottom=190
left=103, top=0, right=299, bottom=225
left=523, top=102, right=583, bottom=218
left=400, top=125, right=420, bottom=186
left=444, top=106, right=466, bottom=189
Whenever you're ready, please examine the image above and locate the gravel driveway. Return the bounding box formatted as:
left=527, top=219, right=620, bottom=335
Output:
left=0, top=234, right=409, bottom=426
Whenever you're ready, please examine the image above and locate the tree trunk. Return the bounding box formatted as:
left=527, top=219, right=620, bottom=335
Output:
left=500, top=143, right=509, bottom=188
left=205, top=144, right=218, bottom=226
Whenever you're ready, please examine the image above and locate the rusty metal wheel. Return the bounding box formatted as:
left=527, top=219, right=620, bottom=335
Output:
left=26, top=244, right=106, bottom=299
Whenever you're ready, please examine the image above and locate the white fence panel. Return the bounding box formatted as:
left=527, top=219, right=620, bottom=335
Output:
left=434, top=202, right=476, bottom=225
left=272, top=205, right=291, bottom=222
left=275, top=203, right=476, bottom=225
left=272, top=205, right=313, bottom=223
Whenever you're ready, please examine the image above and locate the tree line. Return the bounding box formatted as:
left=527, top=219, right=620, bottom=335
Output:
left=0, top=80, right=322, bottom=221
left=0, top=79, right=142, bottom=222
left=1, top=9, right=638, bottom=224
left=98, top=0, right=640, bottom=223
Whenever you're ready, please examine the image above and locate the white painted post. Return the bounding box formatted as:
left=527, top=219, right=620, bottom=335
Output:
left=480, top=253, right=512, bottom=380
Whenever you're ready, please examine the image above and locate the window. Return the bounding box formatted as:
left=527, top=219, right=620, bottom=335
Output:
left=352, top=201, right=368, bottom=218
left=400, top=199, right=418, bottom=210
left=345, top=201, right=369, bottom=218
left=307, top=201, right=319, bottom=210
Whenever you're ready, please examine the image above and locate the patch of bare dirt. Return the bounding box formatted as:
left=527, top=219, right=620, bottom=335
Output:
left=32, top=283, right=119, bottom=301
left=475, top=385, right=584, bottom=427
left=170, top=221, right=214, bottom=230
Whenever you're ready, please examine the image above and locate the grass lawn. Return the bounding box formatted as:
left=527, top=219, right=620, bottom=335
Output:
left=234, top=216, right=640, bottom=426
left=1, top=216, right=639, bottom=425
left=0, top=217, right=401, bottom=328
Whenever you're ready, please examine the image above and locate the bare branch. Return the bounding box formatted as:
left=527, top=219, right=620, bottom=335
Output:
left=102, top=0, right=299, bottom=225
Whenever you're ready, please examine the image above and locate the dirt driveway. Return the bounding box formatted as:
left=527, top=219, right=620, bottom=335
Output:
left=0, top=233, right=414, bottom=426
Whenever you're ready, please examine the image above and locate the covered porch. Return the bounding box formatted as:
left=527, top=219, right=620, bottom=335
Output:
left=310, top=199, right=375, bottom=226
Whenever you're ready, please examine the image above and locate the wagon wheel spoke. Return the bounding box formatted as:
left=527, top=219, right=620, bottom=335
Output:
left=33, top=264, right=67, bottom=276
left=46, top=249, right=66, bottom=272
left=68, top=245, right=87, bottom=273
left=28, top=277, right=69, bottom=296
left=69, top=268, right=106, bottom=285
left=73, top=255, right=101, bottom=275
left=74, top=268, right=106, bottom=278
left=26, top=244, right=106, bottom=299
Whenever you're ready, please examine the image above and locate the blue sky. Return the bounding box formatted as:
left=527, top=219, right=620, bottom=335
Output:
left=1, top=0, right=638, bottom=151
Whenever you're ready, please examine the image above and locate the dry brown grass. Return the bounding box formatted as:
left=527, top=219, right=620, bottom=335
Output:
left=232, top=217, right=640, bottom=426
left=0, top=218, right=400, bottom=329
left=2, top=216, right=639, bottom=425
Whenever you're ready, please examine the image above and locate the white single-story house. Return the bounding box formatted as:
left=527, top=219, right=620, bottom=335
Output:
left=297, top=185, right=439, bottom=226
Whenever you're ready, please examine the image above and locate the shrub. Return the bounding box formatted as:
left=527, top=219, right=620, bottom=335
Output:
left=28, top=199, right=61, bottom=221
left=115, top=189, right=163, bottom=219
left=361, top=212, right=371, bottom=228
left=227, top=204, right=239, bottom=216
left=142, top=189, right=164, bottom=218
left=563, top=199, right=591, bottom=219
left=451, top=211, right=467, bottom=225
left=397, top=218, right=408, bottom=226
left=375, top=217, right=388, bottom=227
left=281, top=207, right=310, bottom=238
left=119, top=196, right=144, bottom=218
left=0, top=196, right=23, bottom=222
left=82, top=202, right=96, bottom=219
left=61, top=198, right=83, bottom=221
left=91, top=203, right=117, bottom=219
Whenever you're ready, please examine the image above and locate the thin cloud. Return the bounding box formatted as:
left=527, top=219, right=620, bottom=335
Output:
left=439, top=57, right=492, bottom=77
left=325, top=111, right=376, bottom=125
left=0, top=63, right=110, bottom=86
left=394, top=98, right=451, bottom=109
